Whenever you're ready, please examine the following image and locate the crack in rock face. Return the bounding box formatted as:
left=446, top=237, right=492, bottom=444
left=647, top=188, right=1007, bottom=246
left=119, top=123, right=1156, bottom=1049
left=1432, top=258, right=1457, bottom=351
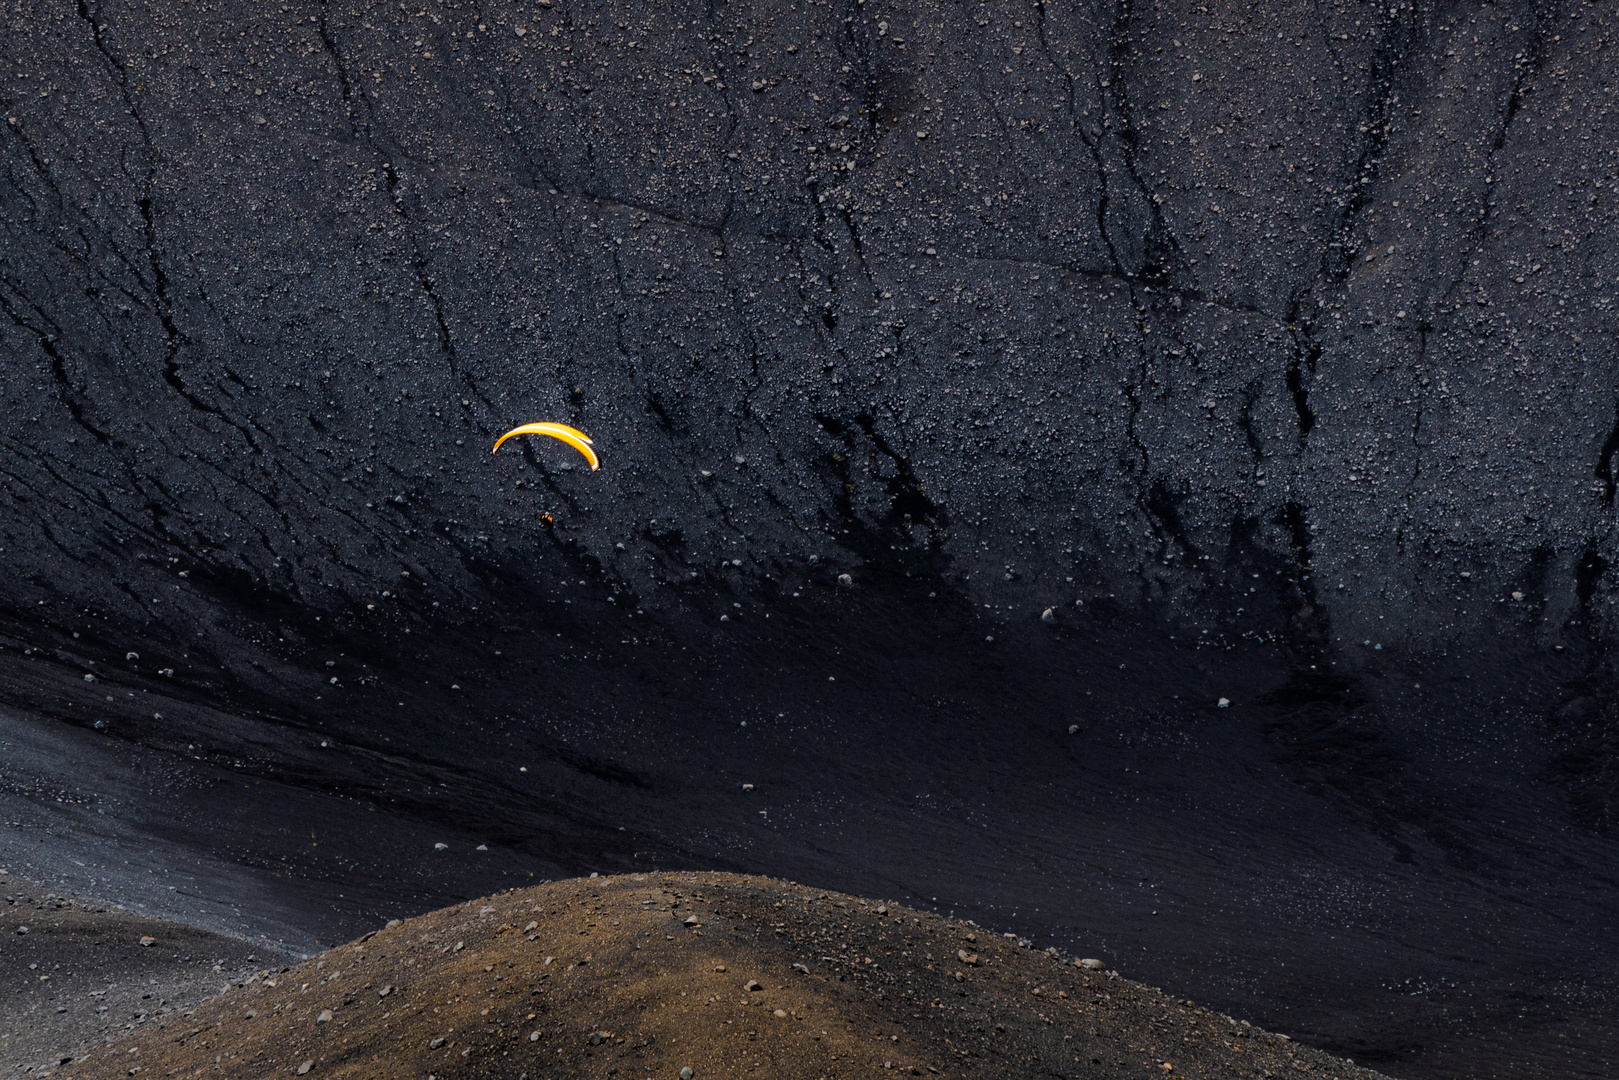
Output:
left=2, top=2, right=1618, bottom=1077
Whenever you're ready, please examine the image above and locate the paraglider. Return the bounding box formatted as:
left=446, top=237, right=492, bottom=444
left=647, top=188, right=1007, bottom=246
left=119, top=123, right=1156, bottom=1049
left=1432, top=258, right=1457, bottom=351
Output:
left=491, top=422, right=599, bottom=471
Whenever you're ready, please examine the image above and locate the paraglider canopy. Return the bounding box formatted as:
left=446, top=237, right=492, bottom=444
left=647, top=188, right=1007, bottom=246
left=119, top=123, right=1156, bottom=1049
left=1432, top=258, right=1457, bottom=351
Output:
left=492, top=422, right=599, bottom=471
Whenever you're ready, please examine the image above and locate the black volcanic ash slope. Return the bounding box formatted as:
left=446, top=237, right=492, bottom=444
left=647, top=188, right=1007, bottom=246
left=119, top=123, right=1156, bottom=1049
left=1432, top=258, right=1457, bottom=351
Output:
left=3, top=0, right=1617, bottom=686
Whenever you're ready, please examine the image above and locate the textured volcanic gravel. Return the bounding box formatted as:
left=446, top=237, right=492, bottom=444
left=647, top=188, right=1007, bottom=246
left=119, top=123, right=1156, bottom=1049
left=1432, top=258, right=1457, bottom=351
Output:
left=55, top=873, right=1386, bottom=1080
left=0, top=873, right=283, bottom=1076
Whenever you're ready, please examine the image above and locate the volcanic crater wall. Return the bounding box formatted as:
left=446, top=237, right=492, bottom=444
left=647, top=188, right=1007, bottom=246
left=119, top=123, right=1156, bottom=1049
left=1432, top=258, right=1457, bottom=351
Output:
left=7, top=8, right=1619, bottom=1074
left=2, top=0, right=1617, bottom=676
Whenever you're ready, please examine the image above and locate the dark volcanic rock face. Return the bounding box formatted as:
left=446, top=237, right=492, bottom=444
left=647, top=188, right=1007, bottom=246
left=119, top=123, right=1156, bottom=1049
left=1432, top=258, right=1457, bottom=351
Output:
left=2, top=1, right=1617, bottom=1077
left=6, top=0, right=1616, bottom=657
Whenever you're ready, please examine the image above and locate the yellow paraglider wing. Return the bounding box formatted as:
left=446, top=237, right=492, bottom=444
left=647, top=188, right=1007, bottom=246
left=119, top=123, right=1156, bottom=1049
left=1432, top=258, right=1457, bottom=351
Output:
left=491, top=422, right=600, bottom=471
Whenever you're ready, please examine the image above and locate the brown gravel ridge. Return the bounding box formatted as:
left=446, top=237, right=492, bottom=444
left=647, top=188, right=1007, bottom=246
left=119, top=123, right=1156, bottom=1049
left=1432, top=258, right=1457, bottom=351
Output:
left=58, top=872, right=1388, bottom=1080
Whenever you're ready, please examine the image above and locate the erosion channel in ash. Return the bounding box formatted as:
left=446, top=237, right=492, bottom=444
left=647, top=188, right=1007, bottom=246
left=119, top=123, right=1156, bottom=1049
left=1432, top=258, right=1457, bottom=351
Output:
left=1, top=1, right=1615, bottom=1077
